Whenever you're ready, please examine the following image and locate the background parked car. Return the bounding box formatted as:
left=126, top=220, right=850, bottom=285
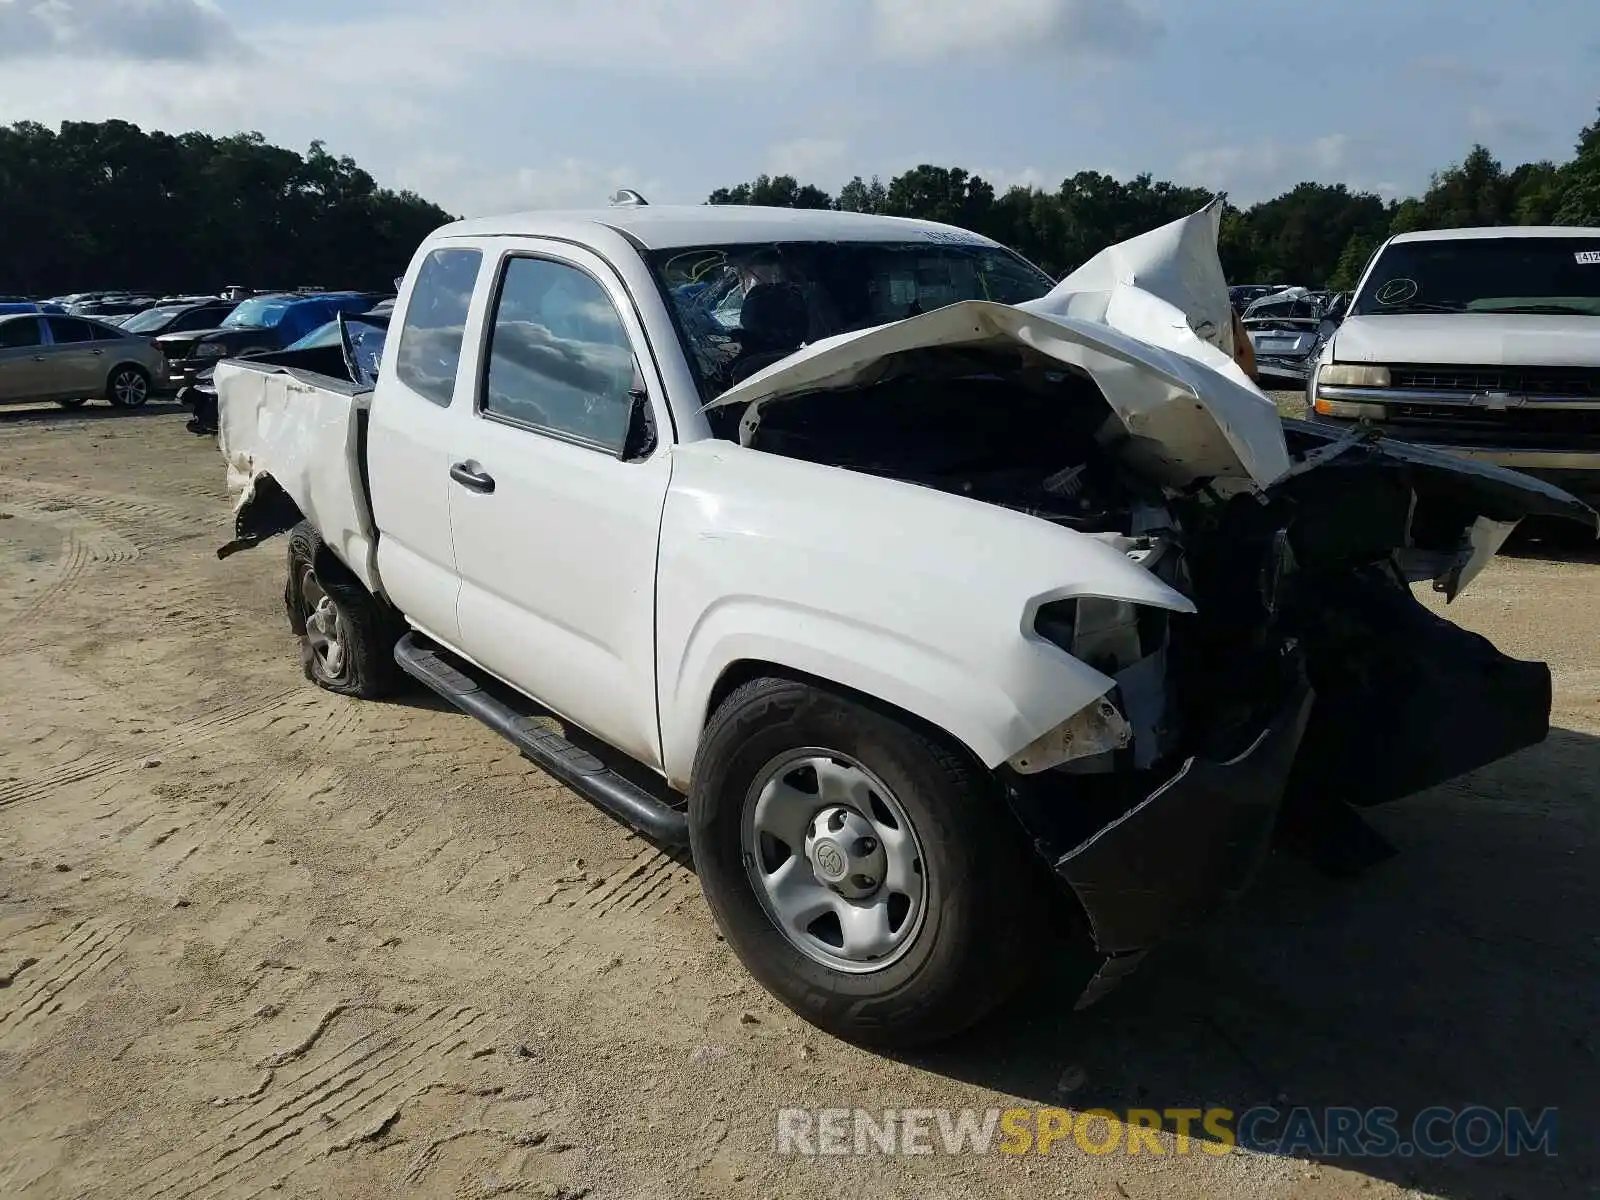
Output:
left=118, top=299, right=240, bottom=338
left=0, top=312, right=169, bottom=409
left=153, top=291, right=391, bottom=390
left=1242, top=286, right=1344, bottom=384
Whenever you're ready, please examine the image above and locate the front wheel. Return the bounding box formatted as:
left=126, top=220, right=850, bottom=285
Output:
left=689, top=677, right=1055, bottom=1048
left=285, top=522, right=401, bottom=699
left=104, top=365, right=151, bottom=408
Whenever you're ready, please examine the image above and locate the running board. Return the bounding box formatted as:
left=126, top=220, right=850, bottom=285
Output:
left=393, top=633, right=689, bottom=847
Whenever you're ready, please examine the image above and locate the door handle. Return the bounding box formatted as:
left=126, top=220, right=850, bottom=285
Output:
left=449, top=462, right=496, bottom=494
left=32, top=355, right=46, bottom=361
left=92, top=349, right=104, bottom=356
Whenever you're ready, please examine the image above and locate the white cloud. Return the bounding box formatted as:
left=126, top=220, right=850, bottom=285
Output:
left=764, top=138, right=849, bottom=180
left=1178, top=133, right=1362, bottom=201
left=395, top=155, right=666, bottom=217
left=975, top=164, right=1058, bottom=192
left=870, top=0, right=1162, bottom=60
left=0, top=0, right=238, bottom=61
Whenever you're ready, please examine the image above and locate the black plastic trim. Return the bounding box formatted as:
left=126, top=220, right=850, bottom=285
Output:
left=393, top=633, right=689, bottom=846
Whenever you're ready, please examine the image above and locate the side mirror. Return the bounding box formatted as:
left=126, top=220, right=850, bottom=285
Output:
left=621, top=363, right=657, bottom=461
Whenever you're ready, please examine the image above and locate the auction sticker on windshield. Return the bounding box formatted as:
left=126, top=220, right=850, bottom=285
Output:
left=1576, top=251, right=1600, bottom=264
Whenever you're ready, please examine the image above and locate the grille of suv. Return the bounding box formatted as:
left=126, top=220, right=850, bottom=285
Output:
left=1388, top=365, right=1600, bottom=398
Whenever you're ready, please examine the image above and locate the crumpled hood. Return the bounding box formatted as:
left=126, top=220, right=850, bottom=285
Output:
left=1331, top=313, right=1600, bottom=367
left=708, top=200, right=1293, bottom=489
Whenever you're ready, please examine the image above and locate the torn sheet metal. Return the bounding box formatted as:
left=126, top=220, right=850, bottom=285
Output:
left=215, top=361, right=380, bottom=593
left=1056, top=680, right=1313, bottom=955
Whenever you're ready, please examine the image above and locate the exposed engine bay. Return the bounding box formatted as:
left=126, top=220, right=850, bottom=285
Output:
left=734, top=344, right=1570, bottom=897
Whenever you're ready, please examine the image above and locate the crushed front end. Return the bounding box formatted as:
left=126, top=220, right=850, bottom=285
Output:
left=1001, top=425, right=1592, bottom=1006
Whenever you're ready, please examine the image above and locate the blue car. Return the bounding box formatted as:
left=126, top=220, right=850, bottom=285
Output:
left=152, top=292, right=390, bottom=389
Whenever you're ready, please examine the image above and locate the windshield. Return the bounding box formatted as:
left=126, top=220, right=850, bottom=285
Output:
left=222, top=296, right=291, bottom=329
left=1354, top=237, right=1600, bottom=317
left=646, top=240, right=1054, bottom=402
left=285, top=320, right=340, bottom=351
left=121, top=306, right=183, bottom=333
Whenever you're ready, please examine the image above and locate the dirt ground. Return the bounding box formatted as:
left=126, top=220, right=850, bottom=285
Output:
left=0, top=400, right=1596, bottom=1200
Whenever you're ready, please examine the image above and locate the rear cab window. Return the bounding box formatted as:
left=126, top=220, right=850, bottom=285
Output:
left=396, top=247, right=483, bottom=407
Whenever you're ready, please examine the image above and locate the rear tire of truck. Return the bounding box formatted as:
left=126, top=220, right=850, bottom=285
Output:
left=688, top=676, right=1049, bottom=1049
left=285, top=521, right=401, bottom=700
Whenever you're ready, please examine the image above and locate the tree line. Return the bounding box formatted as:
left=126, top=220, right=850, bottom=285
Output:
left=3, top=107, right=1595, bottom=298
left=711, top=104, right=1600, bottom=289
left=0, top=119, right=454, bottom=297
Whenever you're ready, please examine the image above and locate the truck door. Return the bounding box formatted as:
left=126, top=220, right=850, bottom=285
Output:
left=448, top=243, right=673, bottom=771
left=366, top=245, right=486, bottom=648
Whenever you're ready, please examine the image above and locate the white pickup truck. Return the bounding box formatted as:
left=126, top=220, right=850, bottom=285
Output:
left=215, top=200, right=1596, bottom=1047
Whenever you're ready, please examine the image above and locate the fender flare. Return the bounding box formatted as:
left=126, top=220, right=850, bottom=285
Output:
left=660, top=597, right=1123, bottom=790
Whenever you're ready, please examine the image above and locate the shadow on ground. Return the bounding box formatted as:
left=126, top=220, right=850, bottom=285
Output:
left=0, top=399, right=186, bottom=426
left=904, top=727, right=1599, bottom=1198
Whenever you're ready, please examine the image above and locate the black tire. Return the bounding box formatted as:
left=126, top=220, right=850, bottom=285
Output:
left=689, top=676, right=1053, bottom=1048
left=56, top=397, right=89, bottom=409
left=104, top=364, right=151, bottom=408
left=285, top=521, right=401, bottom=699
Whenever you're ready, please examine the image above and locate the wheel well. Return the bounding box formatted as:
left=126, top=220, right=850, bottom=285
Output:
left=700, top=659, right=1090, bottom=938
left=704, top=658, right=988, bottom=772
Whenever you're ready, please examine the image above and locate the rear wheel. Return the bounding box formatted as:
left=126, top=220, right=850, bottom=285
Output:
left=689, top=676, right=1055, bottom=1048
left=285, top=521, right=401, bottom=699
left=105, top=365, right=150, bottom=408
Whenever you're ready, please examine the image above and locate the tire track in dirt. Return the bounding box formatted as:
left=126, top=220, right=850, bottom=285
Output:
left=122, top=1003, right=490, bottom=1200
left=0, top=529, right=92, bottom=651
left=0, top=919, right=132, bottom=1052
left=0, top=476, right=218, bottom=558
left=0, top=685, right=305, bottom=811
left=573, top=844, right=698, bottom=922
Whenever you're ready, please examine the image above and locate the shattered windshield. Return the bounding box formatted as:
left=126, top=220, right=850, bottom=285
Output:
left=645, top=240, right=1054, bottom=402
left=1353, top=237, right=1600, bottom=317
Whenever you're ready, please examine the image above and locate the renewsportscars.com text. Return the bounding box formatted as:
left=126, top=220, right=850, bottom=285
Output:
left=774, top=1106, right=1557, bottom=1158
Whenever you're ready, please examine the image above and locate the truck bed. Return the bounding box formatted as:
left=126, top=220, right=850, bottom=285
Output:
left=216, top=352, right=381, bottom=594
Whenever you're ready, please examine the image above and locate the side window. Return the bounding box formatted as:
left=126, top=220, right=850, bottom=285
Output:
left=175, top=307, right=224, bottom=331
left=91, top=322, right=127, bottom=341
left=0, top=318, right=42, bottom=349
left=482, top=256, right=637, bottom=453
left=396, top=247, right=481, bottom=407
left=46, top=317, right=96, bottom=344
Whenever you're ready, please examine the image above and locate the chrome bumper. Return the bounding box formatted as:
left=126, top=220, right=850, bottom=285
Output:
left=1317, top=384, right=1600, bottom=411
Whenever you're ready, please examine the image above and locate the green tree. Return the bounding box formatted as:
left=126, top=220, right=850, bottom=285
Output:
left=0, top=119, right=454, bottom=296
left=700, top=103, right=1600, bottom=285
left=1328, top=231, right=1385, bottom=291
left=707, top=173, right=832, bottom=209
left=1554, top=106, right=1600, bottom=225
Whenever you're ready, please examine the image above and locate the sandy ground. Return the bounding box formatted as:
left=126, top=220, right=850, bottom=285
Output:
left=0, top=400, right=1596, bottom=1200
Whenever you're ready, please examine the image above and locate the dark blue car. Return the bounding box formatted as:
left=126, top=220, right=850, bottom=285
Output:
left=152, top=291, right=390, bottom=388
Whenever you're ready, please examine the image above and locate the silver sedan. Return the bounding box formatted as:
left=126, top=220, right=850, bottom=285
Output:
left=0, top=312, right=171, bottom=410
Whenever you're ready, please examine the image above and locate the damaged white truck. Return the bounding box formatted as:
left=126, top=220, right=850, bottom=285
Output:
left=215, top=200, right=1598, bottom=1048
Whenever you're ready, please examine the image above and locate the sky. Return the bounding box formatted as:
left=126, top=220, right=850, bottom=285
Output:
left=1, top=0, right=1597, bottom=218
